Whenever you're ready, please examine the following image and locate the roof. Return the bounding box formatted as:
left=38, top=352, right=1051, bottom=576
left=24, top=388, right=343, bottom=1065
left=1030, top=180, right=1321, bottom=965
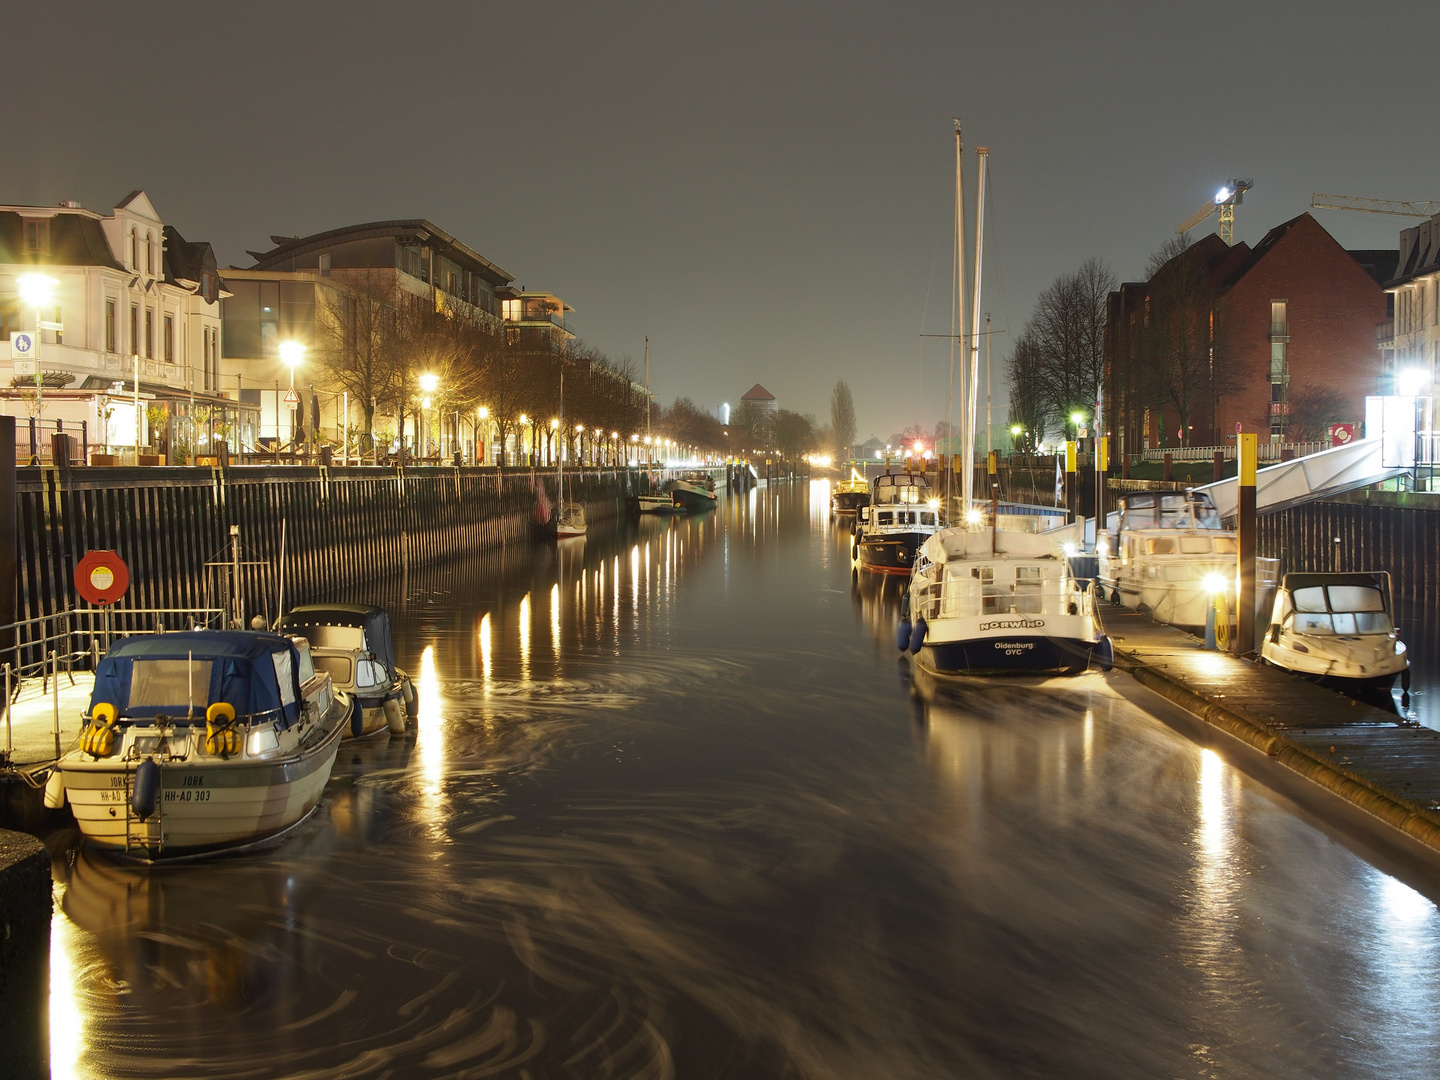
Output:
left=247, top=218, right=513, bottom=286
left=740, top=383, right=775, bottom=401
left=0, top=209, right=124, bottom=269
left=1348, top=249, right=1400, bottom=287
left=162, top=224, right=223, bottom=303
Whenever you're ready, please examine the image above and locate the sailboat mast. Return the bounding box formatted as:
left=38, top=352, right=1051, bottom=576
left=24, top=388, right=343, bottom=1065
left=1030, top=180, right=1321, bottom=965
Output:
left=947, top=120, right=966, bottom=514
left=964, top=146, right=988, bottom=516
left=644, top=336, right=651, bottom=444
left=985, top=311, right=993, bottom=463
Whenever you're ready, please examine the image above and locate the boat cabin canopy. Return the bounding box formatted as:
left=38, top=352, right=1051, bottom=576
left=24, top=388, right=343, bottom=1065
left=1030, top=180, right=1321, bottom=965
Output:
left=90, top=630, right=305, bottom=725
left=1274, top=572, right=1394, bottom=635
left=870, top=473, right=932, bottom=506
left=1119, top=491, right=1222, bottom=531
left=278, top=603, right=397, bottom=672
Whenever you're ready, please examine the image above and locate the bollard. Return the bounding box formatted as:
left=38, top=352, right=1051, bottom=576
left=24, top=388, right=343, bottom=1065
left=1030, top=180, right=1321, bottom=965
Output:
left=3, top=663, right=10, bottom=764
left=1236, top=433, right=1257, bottom=655
left=1163, top=452, right=1173, bottom=481
left=51, top=650, right=60, bottom=759
left=1213, top=450, right=1224, bottom=483
left=1065, top=441, right=1078, bottom=524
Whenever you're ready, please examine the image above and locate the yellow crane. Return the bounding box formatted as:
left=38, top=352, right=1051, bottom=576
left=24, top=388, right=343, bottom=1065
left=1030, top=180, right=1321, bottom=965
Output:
left=1176, top=179, right=1253, bottom=245
left=1310, top=193, right=1439, bottom=218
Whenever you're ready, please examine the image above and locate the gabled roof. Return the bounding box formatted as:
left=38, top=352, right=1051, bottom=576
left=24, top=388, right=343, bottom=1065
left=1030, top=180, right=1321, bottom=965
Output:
left=1348, top=249, right=1400, bottom=287
left=162, top=224, right=223, bottom=302
left=740, top=383, right=775, bottom=401
left=115, top=190, right=161, bottom=221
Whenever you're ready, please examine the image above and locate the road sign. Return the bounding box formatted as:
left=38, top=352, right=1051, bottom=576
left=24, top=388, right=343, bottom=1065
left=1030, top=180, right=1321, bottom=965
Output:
left=13, top=359, right=37, bottom=376
left=283, top=388, right=300, bottom=407
left=38, top=321, right=63, bottom=331
left=10, top=331, right=37, bottom=359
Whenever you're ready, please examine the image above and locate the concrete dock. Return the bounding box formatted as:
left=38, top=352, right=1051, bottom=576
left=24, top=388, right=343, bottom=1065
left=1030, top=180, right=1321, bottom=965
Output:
left=1, top=670, right=93, bottom=770
left=1104, top=606, right=1440, bottom=853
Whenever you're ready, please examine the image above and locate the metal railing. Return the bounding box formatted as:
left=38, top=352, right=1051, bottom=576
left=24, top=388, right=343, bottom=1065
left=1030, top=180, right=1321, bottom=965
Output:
left=1, top=606, right=226, bottom=688
left=1134, top=442, right=1329, bottom=463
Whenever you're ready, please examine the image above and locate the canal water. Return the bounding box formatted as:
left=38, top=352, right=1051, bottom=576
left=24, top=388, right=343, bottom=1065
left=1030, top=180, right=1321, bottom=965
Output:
left=47, top=482, right=1440, bottom=1079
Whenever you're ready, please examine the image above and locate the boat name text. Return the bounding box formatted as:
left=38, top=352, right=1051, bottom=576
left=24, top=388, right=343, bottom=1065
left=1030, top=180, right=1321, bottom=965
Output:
left=979, top=619, right=1047, bottom=632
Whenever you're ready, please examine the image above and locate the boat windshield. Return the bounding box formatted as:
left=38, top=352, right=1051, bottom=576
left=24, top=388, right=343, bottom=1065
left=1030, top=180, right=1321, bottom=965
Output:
left=872, top=476, right=931, bottom=505
left=129, top=659, right=213, bottom=712
left=1124, top=493, right=1222, bottom=531
left=1291, top=584, right=1392, bottom=634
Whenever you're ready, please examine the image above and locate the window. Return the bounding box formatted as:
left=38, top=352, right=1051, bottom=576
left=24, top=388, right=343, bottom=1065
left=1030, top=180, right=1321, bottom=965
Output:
left=130, top=228, right=138, bottom=269
left=145, top=308, right=154, bottom=358
left=128, top=659, right=213, bottom=710
left=1270, top=301, right=1287, bottom=338
left=130, top=304, right=138, bottom=354
left=105, top=300, right=116, bottom=352
left=22, top=219, right=50, bottom=253
left=163, top=314, right=173, bottom=362
left=318, top=253, right=331, bottom=276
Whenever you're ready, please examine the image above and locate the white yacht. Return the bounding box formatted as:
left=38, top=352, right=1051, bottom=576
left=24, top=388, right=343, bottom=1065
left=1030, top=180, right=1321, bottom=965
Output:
left=277, top=604, right=415, bottom=737
left=1261, top=572, right=1410, bottom=697
left=852, top=472, right=942, bottom=575
left=1098, top=490, right=1237, bottom=632
left=52, top=629, right=349, bottom=861
left=901, top=522, right=1113, bottom=676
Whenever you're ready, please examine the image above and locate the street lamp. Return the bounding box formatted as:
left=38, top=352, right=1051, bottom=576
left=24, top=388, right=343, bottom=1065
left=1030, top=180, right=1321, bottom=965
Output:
left=280, top=340, right=305, bottom=461
left=519, top=413, right=529, bottom=466
left=16, top=273, right=57, bottom=432
left=476, top=405, right=489, bottom=465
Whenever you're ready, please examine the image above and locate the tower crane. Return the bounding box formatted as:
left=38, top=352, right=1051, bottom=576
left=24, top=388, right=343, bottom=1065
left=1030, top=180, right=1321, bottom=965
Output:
left=1176, top=179, right=1253, bottom=245
left=1310, top=193, right=1440, bottom=218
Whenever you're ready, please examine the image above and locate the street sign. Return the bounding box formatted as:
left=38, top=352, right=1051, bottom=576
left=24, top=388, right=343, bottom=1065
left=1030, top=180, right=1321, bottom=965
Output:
left=283, top=388, right=300, bottom=407
left=38, top=321, right=63, bottom=331
left=1330, top=422, right=1356, bottom=446
left=10, top=331, right=37, bottom=359
left=13, top=359, right=37, bottom=376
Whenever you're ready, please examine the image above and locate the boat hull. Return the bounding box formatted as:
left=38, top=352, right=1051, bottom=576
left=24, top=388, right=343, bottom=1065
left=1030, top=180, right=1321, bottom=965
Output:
left=832, top=491, right=870, bottom=514
left=671, top=485, right=717, bottom=512
left=631, top=494, right=678, bottom=514
left=59, top=713, right=347, bottom=861
left=916, top=636, right=1099, bottom=676
left=858, top=531, right=926, bottom=575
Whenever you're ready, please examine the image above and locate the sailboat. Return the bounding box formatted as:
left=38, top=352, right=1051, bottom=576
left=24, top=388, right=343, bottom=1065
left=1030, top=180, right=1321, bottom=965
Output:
left=900, top=127, right=1112, bottom=676
left=555, top=364, right=588, bottom=539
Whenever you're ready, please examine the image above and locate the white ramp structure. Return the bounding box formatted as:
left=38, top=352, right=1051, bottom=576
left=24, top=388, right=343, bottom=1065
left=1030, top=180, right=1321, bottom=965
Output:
left=1196, top=396, right=1429, bottom=522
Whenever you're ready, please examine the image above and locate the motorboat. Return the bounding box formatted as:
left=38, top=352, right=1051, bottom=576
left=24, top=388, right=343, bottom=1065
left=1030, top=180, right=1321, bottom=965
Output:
left=669, top=472, right=718, bottom=512
left=631, top=492, right=679, bottom=514
left=1098, top=490, right=1237, bottom=632
left=51, top=629, right=349, bottom=860
left=556, top=501, right=588, bottom=538
left=831, top=467, right=871, bottom=515
left=852, top=472, right=941, bottom=575
left=277, top=603, right=415, bottom=737
left=1261, top=572, right=1410, bottom=697
left=901, top=522, right=1113, bottom=675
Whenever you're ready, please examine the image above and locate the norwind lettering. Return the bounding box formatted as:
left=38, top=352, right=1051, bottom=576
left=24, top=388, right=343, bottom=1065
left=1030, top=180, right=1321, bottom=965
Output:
left=978, top=619, right=1046, bottom=632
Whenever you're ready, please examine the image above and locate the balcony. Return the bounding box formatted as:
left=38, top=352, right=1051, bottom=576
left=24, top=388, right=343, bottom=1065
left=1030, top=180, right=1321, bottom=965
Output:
left=1377, top=320, right=1395, bottom=348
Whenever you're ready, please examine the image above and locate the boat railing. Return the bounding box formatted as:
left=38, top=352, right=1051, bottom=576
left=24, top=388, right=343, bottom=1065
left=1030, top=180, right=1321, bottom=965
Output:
left=915, top=573, right=1089, bottom=622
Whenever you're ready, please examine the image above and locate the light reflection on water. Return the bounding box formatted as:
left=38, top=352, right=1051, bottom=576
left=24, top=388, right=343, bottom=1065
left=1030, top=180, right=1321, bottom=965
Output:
left=44, top=484, right=1440, bottom=1079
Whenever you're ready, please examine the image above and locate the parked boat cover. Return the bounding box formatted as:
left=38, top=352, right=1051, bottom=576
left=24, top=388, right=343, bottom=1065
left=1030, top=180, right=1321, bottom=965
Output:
left=920, top=521, right=1083, bottom=564
left=279, top=603, right=396, bottom=673
left=90, top=630, right=303, bottom=725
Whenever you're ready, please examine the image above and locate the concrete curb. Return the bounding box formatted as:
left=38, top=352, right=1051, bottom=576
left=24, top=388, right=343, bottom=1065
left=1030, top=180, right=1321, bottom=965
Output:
left=1114, top=650, right=1440, bottom=854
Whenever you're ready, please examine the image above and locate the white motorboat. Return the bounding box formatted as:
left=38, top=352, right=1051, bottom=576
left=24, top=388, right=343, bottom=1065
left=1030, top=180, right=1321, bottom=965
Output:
left=1098, top=490, right=1237, bottom=631
left=901, top=522, right=1113, bottom=676
left=631, top=492, right=679, bottom=514
left=852, top=472, right=941, bottom=575
left=831, top=467, right=871, bottom=514
left=52, top=629, right=349, bottom=861
left=669, top=473, right=718, bottom=512
left=1261, top=572, right=1410, bottom=697
left=556, top=502, right=588, bottom=538
left=277, top=603, right=415, bottom=737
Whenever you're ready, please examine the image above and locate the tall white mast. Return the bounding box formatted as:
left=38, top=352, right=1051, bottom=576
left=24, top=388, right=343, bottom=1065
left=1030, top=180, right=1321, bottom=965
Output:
left=964, top=146, right=988, bottom=516
left=947, top=120, right=966, bottom=512
left=644, top=336, right=651, bottom=445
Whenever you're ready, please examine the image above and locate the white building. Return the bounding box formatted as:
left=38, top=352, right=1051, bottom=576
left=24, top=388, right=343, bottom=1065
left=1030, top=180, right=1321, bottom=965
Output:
left=1386, top=213, right=1440, bottom=390
left=0, top=191, right=254, bottom=461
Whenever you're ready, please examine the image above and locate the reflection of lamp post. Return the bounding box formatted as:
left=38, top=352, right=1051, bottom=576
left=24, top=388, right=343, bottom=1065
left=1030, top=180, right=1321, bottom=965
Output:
left=279, top=341, right=305, bottom=462
left=17, top=273, right=57, bottom=434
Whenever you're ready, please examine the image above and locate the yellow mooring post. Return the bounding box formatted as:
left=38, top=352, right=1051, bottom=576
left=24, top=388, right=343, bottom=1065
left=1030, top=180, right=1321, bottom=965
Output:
left=1236, top=432, right=1257, bottom=655
left=1065, top=440, right=1078, bottom=524
left=1096, top=435, right=1108, bottom=534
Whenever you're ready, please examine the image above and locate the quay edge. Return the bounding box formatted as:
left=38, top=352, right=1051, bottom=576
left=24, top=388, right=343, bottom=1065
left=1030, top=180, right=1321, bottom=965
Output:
left=0, top=829, right=49, bottom=1079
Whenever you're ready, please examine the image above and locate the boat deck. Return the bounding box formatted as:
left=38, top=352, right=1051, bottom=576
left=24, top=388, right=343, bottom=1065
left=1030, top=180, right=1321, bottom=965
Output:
left=1105, top=606, right=1440, bottom=851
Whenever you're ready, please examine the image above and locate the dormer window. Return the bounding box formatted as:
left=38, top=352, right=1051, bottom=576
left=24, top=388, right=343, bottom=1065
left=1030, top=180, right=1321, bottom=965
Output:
left=22, top=219, right=50, bottom=254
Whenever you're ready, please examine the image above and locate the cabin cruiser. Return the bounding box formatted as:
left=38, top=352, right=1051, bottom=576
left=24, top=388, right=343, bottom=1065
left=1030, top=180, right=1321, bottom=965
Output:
left=631, top=492, right=679, bottom=514
left=278, top=603, right=416, bottom=737
left=669, top=472, right=718, bottom=512
left=900, top=522, right=1113, bottom=675
left=1261, top=572, right=1410, bottom=697
left=1098, top=490, right=1237, bottom=632
left=51, top=629, right=349, bottom=860
left=831, top=468, right=871, bottom=515
left=556, top=502, right=588, bottom=538
left=852, top=472, right=941, bottom=575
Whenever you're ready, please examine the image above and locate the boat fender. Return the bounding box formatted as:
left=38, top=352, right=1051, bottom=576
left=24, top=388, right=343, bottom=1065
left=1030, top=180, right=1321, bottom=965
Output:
left=83, top=702, right=119, bottom=758
left=402, top=675, right=419, bottom=718
left=1095, top=636, right=1115, bottom=672
left=900, top=593, right=911, bottom=619
left=349, top=694, right=365, bottom=738
left=132, top=758, right=161, bottom=821
left=43, top=769, right=66, bottom=809
left=205, top=702, right=239, bottom=757
left=897, top=617, right=912, bottom=652
left=909, top=617, right=928, bottom=654
left=384, top=697, right=407, bottom=735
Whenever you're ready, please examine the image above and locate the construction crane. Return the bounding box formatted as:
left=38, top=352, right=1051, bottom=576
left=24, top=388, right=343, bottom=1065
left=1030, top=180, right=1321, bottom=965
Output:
left=1176, top=179, right=1253, bottom=245
left=1310, top=193, right=1440, bottom=218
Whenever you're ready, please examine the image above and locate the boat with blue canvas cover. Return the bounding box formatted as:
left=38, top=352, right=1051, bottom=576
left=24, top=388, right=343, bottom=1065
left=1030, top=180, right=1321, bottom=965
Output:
left=53, top=629, right=350, bottom=861
left=278, top=603, right=416, bottom=737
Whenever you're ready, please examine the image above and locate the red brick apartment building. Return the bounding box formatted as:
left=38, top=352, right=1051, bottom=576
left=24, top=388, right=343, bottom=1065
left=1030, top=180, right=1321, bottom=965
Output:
left=1104, top=213, right=1391, bottom=453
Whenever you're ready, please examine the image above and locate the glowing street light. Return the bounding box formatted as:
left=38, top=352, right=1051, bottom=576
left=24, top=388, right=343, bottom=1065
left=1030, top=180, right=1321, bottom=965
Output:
left=1010, top=424, right=1022, bottom=436
left=418, top=372, right=439, bottom=394
left=279, top=341, right=306, bottom=459
left=1398, top=368, right=1432, bottom=398
left=15, top=273, right=58, bottom=429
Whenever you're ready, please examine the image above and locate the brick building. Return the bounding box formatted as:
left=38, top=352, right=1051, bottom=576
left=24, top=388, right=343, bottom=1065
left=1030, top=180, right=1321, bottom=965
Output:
left=1105, top=213, right=1388, bottom=453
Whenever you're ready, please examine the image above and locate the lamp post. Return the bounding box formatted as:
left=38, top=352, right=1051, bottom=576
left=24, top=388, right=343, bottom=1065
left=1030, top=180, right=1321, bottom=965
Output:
left=418, top=373, right=439, bottom=461
left=16, top=274, right=57, bottom=438
left=279, top=341, right=305, bottom=463
left=518, top=413, right=529, bottom=466
left=475, top=405, right=489, bottom=465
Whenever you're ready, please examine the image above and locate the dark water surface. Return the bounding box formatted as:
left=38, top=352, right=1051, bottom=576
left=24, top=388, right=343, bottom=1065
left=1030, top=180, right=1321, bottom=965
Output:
left=49, top=482, right=1440, bottom=1078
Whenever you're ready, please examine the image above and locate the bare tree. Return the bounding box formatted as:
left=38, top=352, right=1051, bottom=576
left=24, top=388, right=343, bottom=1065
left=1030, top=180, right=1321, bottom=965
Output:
left=1025, top=257, right=1116, bottom=434
left=1141, top=236, right=1229, bottom=445
left=1005, top=329, right=1051, bottom=449
left=313, top=266, right=397, bottom=453
left=1286, top=385, right=1351, bottom=442
left=830, top=380, right=857, bottom=458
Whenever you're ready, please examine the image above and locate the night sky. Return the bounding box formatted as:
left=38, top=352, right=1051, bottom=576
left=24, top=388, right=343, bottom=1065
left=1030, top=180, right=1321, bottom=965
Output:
left=9, top=1, right=1435, bottom=441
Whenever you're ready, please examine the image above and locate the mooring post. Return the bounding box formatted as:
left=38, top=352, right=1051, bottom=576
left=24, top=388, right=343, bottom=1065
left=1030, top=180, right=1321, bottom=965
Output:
left=1065, top=440, right=1078, bottom=525
left=1163, top=452, right=1173, bottom=482
left=1236, top=433, right=1257, bottom=655
left=1095, top=435, right=1108, bottom=537
left=1213, top=450, right=1224, bottom=483
left=51, top=650, right=60, bottom=759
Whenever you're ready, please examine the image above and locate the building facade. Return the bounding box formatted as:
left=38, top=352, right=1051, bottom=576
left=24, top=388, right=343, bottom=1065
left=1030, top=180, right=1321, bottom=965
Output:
left=0, top=191, right=250, bottom=460
left=1383, top=213, right=1440, bottom=390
